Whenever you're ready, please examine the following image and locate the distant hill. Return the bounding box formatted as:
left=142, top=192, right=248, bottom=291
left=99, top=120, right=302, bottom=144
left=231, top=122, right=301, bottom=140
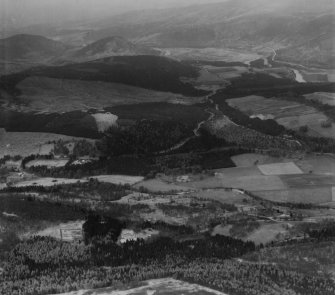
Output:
left=72, top=36, right=160, bottom=61
left=78, top=0, right=335, bottom=68
left=0, top=34, right=69, bottom=62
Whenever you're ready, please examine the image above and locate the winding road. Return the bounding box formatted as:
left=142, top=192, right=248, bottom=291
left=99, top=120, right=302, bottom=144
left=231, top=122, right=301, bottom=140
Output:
left=157, top=91, right=217, bottom=154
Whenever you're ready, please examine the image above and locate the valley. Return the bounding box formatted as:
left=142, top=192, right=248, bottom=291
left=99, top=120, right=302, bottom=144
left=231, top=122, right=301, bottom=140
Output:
left=0, top=1, right=335, bottom=295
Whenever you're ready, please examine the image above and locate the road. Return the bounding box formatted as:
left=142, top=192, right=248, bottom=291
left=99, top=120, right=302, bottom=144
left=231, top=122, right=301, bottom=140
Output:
left=157, top=91, right=217, bottom=154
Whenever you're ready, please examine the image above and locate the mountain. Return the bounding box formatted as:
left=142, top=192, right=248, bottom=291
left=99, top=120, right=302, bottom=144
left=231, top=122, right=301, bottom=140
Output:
left=0, top=34, right=69, bottom=62
left=72, top=36, right=160, bottom=62
left=77, top=0, right=335, bottom=68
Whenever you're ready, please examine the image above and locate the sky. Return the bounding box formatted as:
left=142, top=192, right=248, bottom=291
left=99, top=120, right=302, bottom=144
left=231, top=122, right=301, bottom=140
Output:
left=0, top=0, right=228, bottom=28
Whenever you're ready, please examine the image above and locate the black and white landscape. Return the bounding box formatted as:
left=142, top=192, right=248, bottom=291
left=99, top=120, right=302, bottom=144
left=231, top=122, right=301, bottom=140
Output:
left=0, top=0, right=335, bottom=294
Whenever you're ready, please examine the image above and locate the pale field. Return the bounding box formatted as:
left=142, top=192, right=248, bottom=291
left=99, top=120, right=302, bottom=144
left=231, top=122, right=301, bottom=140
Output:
left=30, top=221, right=84, bottom=242
left=212, top=223, right=288, bottom=245
left=12, top=177, right=87, bottom=187
left=89, top=175, right=144, bottom=186
left=117, top=192, right=193, bottom=206
left=280, top=174, right=335, bottom=188
left=255, top=187, right=333, bottom=204
left=214, top=166, right=262, bottom=177
left=245, top=222, right=289, bottom=245
left=118, top=228, right=159, bottom=244
left=231, top=153, right=290, bottom=167
left=140, top=209, right=188, bottom=226
left=13, top=76, right=203, bottom=113
left=296, top=155, right=335, bottom=175
left=25, top=159, right=69, bottom=168
left=53, top=278, right=227, bottom=295
left=258, top=162, right=303, bottom=176
left=134, top=179, right=191, bottom=193
left=304, top=92, right=335, bottom=106
left=11, top=175, right=143, bottom=188
left=165, top=47, right=261, bottom=63
left=227, top=95, right=335, bottom=138
left=191, top=189, right=251, bottom=205
left=91, top=113, right=118, bottom=132
left=184, top=174, right=287, bottom=191
left=0, top=128, right=92, bottom=157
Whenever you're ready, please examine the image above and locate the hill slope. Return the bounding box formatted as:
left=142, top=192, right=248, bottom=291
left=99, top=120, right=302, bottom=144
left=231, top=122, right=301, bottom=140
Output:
left=0, top=55, right=207, bottom=97
left=72, top=36, right=160, bottom=62
left=82, top=0, right=335, bottom=68
left=0, top=34, right=69, bottom=62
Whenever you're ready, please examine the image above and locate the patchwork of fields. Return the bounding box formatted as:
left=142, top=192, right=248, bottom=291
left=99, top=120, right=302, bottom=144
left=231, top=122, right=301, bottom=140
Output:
left=53, top=278, right=227, bottom=295
left=0, top=128, right=91, bottom=157
left=304, top=92, right=335, bottom=106
left=134, top=154, right=335, bottom=205
left=227, top=95, right=335, bottom=138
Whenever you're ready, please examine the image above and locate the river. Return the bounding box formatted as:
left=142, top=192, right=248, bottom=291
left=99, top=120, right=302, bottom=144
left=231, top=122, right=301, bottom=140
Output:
left=268, top=48, right=306, bottom=83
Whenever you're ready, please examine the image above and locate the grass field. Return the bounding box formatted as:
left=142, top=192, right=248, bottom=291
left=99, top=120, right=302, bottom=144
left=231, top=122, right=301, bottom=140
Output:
left=281, top=174, right=335, bottom=188
left=89, top=175, right=144, bottom=186
left=30, top=221, right=84, bottom=242
left=0, top=128, right=90, bottom=157
left=134, top=179, right=191, bottom=193
left=227, top=95, right=335, bottom=138
left=184, top=174, right=287, bottom=191
left=304, top=92, right=335, bottom=106
left=231, top=153, right=289, bottom=167
left=192, top=189, right=251, bottom=205
left=91, top=113, right=118, bottom=132
left=255, top=187, right=333, bottom=204
left=12, top=177, right=87, bottom=187
left=245, top=222, right=289, bottom=245
left=165, top=47, right=261, bottom=64
left=258, top=162, right=303, bottom=176
left=296, top=155, right=335, bottom=175
left=53, top=278, right=227, bottom=295
left=14, top=76, right=204, bottom=113
left=214, top=166, right=262, bottom=177
left=25, top=159, right=69, bottom=168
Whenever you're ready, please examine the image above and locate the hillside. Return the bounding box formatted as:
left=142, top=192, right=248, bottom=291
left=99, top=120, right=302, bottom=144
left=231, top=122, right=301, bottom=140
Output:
left=78, top=0, right=335, bottom=68
left=72, top=36, right=160, bottom=62
left=0, top=55, right=207, bottom=97
left=0, top=34, right=69, bottom=62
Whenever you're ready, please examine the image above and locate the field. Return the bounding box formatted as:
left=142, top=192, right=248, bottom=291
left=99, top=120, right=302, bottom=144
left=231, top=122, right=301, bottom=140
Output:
left=304, top=92, right=335, bottom=106
left=295, top=155, right=335, bottom=174
left=191, top=188, right=251, bottom=205
left=212, top=222, right=290, bottom=245
left=258, top=162, right=303, bottom=175
left=26, top=159, right=69, bottom=168
left=92, top=113, right=118, bottom=132
left=13, top=77, right=204, bottom=113
left=134, top=179, right=191, bottom=193
left=90, top=175, right=144, bottom=186
left=12, top=177, right=87, bottom=187
left=30, top=221, right=84, bottom=242
left=187, top=65, right=249, bottom=91
left=0, top=128, right=91, bottom=157
left=231, top=153, right=290, bottom=167
left=254, top=187, right=333, bottom=204
left=227, top=95, right=335, bottom=138
left=53, top=278, right=227, bottom=295
left=165, top=47, right=261, bottom=64
left=118, top=229, right=160, bottom=244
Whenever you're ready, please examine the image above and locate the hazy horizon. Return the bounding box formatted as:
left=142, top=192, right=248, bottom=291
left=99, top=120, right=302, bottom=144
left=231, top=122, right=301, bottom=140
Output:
left=0, top=0, right=229, bottom=28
